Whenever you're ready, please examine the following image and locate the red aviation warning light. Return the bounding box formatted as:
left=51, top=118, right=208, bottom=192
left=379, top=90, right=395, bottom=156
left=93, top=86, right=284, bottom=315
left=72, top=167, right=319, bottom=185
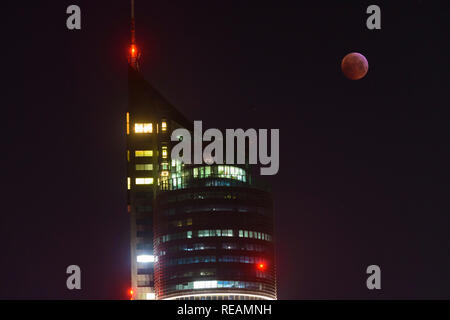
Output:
left=128, top=0, right=140, bottom=69
left=130, top=44, right=138, bottom=58
left=257, top=262, right=266, bottom=271
left=129, top=289, right=134, bottom=300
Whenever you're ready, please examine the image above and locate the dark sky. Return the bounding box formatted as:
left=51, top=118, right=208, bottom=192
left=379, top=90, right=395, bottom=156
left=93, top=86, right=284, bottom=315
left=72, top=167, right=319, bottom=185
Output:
left=0, top=1, right=449, bottom=299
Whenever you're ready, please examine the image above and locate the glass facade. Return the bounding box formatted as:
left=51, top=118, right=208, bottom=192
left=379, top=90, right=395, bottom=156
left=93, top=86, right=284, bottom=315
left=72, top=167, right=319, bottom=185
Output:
left=154, top=180, right=276, bottom=300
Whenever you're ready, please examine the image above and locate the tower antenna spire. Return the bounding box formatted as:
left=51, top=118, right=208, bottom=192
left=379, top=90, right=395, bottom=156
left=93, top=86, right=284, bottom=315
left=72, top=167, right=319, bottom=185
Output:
left=129, top=0, right=140, bottom=69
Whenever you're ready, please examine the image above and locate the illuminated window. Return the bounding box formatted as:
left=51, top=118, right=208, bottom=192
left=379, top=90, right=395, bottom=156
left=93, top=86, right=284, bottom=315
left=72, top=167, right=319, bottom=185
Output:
left=161, top=162, right=169, bottom=170
left=194, top=280, right=218, bottom=289
left=136, top=178, right=154, bottom=185
left=137, top=255, right=155, bottom=263
left=127, top=177, right=131, bottom=190
left=126, top=113, right=130, bottom=135
left=237, top=230, right=271, bottom=241
left=127, top=150, right=130, bottom=162
left=135, top=123, right=153, bottom=133
left=161, top=146, right=168, bottom=159
left=197, top=229, right=233, bottom=238
left=136, top=164, right=153, bottom=171
left=135, top=150, right=153, bottom=157
left=161, top=121, right=167, bottom=132
left=146, top=293, right=156, bottom=300
left=161, top=171, right=169, bottom=177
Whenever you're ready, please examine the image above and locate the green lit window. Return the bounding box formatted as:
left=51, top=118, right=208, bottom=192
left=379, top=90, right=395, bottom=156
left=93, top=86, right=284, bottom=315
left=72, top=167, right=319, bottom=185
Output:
left=136, top=164, right=153, bottom=171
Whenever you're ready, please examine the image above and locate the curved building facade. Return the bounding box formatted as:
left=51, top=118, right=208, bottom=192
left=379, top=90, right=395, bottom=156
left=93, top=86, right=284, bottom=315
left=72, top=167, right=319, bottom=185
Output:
left=154, top=165, right=276, bottom=300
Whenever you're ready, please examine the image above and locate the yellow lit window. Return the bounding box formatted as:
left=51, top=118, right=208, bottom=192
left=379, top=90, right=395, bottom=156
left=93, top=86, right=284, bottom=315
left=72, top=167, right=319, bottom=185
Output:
left=127, top=150, right=130, bottom=162
left=135, top=150, right=153, bottom=157
left=136, top=164, right=153, bottom=171
left=126, top=113, right=130, bottom=135
left=161, top=171, right=169, bottom=177
left=161, top=146, right=168, bottom=159
left=127, top=177, right=131, bottom=190
left=135, top=123, right=153, bottom=133
left=135, top=178, right=154, bottom=185
left=161, top=121, right=167, bottom=132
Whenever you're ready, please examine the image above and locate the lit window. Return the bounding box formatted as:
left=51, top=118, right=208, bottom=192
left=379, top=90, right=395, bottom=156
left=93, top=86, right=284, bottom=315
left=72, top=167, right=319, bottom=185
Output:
left=135, top=123, right=153, bottom=133
left=127, top=177, right=131, bottom=190
left=161, top=162, right=169, bottom=170
left=146, top=293, right=155, bottom=300
left=161, top=121, right=167, bottom=132
left=136, top=164, right=153, bottom=171
left=137, top=255, right=155, bottom=263
left=136, top=178, right=153, bottom=185
left=135, top=150, right=153, bottom=157
left=194, top=280, right=218, bottom=289
left=161, top=171, right=169, bottom=177
left=127, top=150, right=130, bottom=162
left=126, top=113, right=130, bottom=135
left=161, top=146, right=168, bottom=159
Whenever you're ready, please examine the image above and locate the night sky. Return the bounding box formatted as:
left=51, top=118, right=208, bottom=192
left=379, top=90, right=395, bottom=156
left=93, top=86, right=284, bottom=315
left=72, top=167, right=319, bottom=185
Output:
left=1, top=1, right=449, bottom=299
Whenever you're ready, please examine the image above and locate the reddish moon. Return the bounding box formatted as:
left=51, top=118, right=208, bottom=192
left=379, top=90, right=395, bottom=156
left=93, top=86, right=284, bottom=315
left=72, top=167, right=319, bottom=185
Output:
left=341, top=52, right=369, bottom=80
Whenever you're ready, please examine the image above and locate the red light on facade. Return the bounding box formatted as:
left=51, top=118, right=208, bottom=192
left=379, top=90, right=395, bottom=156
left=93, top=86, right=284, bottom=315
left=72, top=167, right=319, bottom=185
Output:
left=257, top=263, right=266, bottom=270
left=129, top=289, right=134, bottom=299
left=130, top=45, right=138, bottom=58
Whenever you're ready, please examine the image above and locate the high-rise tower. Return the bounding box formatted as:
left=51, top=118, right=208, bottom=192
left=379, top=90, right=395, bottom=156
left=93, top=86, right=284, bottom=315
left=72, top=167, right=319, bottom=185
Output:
left=126, top=1, right=276, bottom=300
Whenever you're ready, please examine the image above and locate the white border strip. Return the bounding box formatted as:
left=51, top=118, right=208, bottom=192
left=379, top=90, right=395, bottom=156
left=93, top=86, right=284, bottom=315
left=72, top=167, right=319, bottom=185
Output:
left=163, top=292, right=275, bottom=300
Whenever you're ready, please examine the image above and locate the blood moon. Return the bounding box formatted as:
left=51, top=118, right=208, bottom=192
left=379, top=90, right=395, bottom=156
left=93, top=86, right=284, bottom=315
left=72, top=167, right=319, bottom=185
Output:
left=341, top=52, right=369, bottom=80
